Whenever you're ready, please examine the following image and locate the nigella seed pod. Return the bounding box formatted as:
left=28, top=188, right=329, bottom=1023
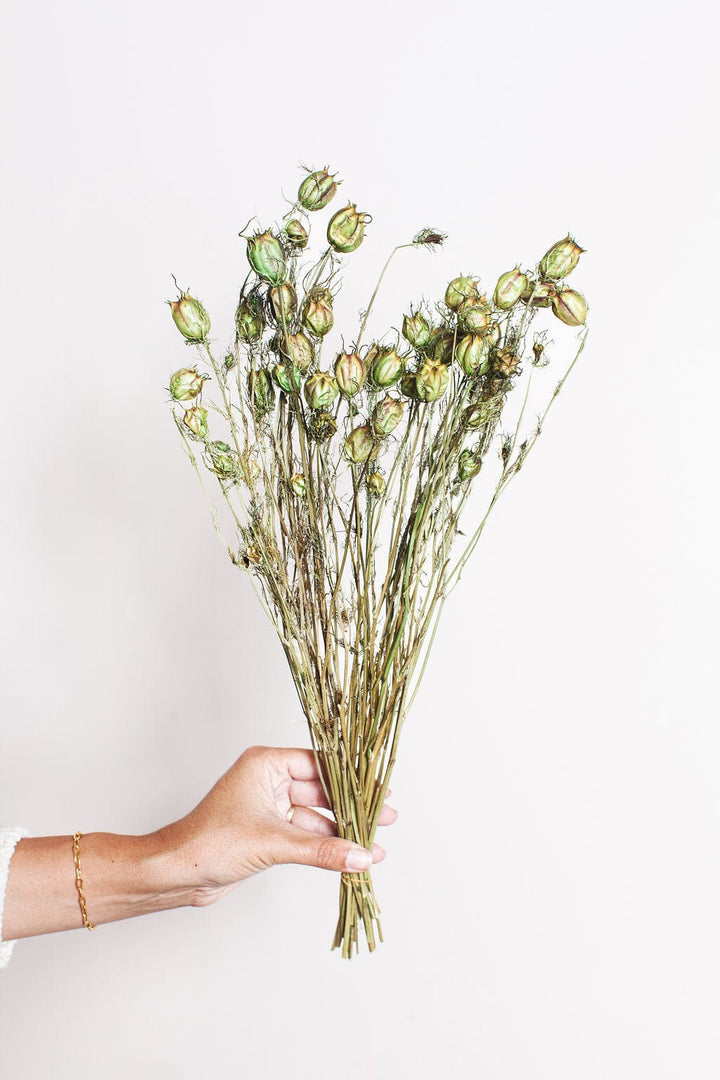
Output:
left=277, top=330, right=314, bottom=373
left=298, top=169, right=340, bottom=211
left=334, top=352, right=367, bottom=396
left=457, top=295, right=492, bottom=334
left=430, top=329, right=456, bottom=364
left=371, top=347, right=405, bottom=388
left=206, top=441, right=237, bottom=479
left=522, top=280, right=556, bottom=308
left=248, top=368, right=275, bottom=417
left=284, top=219, right=309, bottom=249
left=289, top=473, right=307, bottom=497
left=366, top=471, right=386, bottom=497
left=402, top=310, right=432, bottom=349
left=168, top=291, right=211, bottom=343
left=462, top=401, right=493, bottom=429
left=272, top=360, right=302, bottom=394
left=344, top=424, right=379, bottom=464
left=304, top=371, right=339, bottom=411
left=371, top=396, right=404, bottom=437
left=269, top=282, right=298, bottom=326
left=551, top=286, right=588, bottom=326
left=240, top=453, right=261, bottom=484
left=169, top=367, right=208, bottom=402
left=246, top=230, right=287, bottom=285
left=539, top=235, right=585, bottom=281
left=400, top=373, right=421, bottom=400
left=235, top=294, right=265, bottom=343
left=493, top=349, right=521, bottom=377
left=416, top=359, right=450, bottom=402
left=302, top=289, right=334, bottom=337
left=455, top=334, right=490, bottom=377
left=327, top=203, right=370, bottom=254
left=445, top=276, right=480, bottom=311
left=308, top=410, right=337, bottom=443
left=457, top=449, right=482, bottom=483
left=493, top=268, right=529, bottom=311
left=183, top=405, right=209, bottom=439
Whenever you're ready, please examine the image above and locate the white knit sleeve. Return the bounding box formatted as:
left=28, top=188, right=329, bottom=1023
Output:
left=0, top=827, right=30, bottom=969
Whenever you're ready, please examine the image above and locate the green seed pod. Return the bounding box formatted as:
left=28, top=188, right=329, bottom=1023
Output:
left=241, top=453, right=261, bottom=484
left=522, top=280, right=556, bottom=308
left=298, top=169, right=340, bottom=211
left=302, top=288, right=334, bottom=337
left=246, top=230, right=287, bottom=285
left=457, top=449, right=482, bottom=482
left=206, top=440, right=237, bottom=479
left=169, top=291, right=211, bottom=343
left=277, top=330, right=314, bottom=373
left=551, top=286, right=587, bottom=326
left=308, top=410, right=337, bottom=442
left=371, top=395, right=404, bottom=437
left=400, top=373, right=421, bottom=400
left=289, top=473, right=307, bottom=497
left=235, top=294, right=265, bottom=343
left=493, top=268, right=529, bottom=311
left=455, top=334, right=491, bottom=377
left=183, top=405, right=209, bottom=439
left=539, top=235, right=584, bottom=281
left=430, top=329, right=456, bottom=364
left=462, top=401, right=494, bottom=429
left=304, top=370, right=339, bottom=410
left=402, top=310, right=432, bottom=348
left=366, top=471, right=386, bottom=497
left=445, top=276, right=480, bottom=311
left=169, top=367, right=208, bottom=402
left=334, top=352, right=367, bottom=396
left=284, top=219, right=309, bottom=250
left=269, top=282, right=298, bottom=325
left=493, top=349, right=521, bottom=377
left=248, top=368, right=275, bottom=417
left=416, top=359, right=450, bottom=402
left=344, top=423, right=379, bottom=464
left=458, top=295, right=492, bottom=334
left=371, top=347, right=405, bottom=388
left=272, top=360, right=302, bottom=394
left=487, top=321, right=502, bottom=346
left=327, top=203, right=370, bottom=254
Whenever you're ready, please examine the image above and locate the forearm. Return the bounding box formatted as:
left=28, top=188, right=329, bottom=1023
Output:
left=2, top=830, right=197, bottom=941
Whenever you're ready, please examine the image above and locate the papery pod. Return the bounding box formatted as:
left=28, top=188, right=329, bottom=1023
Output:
left=334, top=352, right=367, bottom=396
left=462, top=401, right=494, bottom=429
left=304, top=371, right=339, bottom=410
left=493, top=268, right=529, bottom=311
left=169, top=291, right=211, bottom=343
left=416, top=359, right=450, bottom=402
left=430, top=329, right=456, bottom=364
left=206, top=440, right=238, bottom=479
left=240, top=453, right=261, bottom=484
left=551, top=286, right=587, bottom=326
left=457, top=295, right=492, bottom=334
left=327, top=203, right=370, bottom=253
left=277, top=330, right=314, bottom=373
left=298, top=169, right=340, bottom=211
left=539, top=235, right=584, bottom=281
left=400, top=373, right=421, bottom=400
left=455, top=334, right=491, bottom=377
left=493, top=349, right=521, bottom=377
left=248, top=368, right=275, bottom=417
left=402, top=310, right=432, bottom=349
left=289, top=473, right=307, bottom=497
left=522, top=280, right=556, bottom=308
left=457, top=448, right=482, bottom=482
left=366, top=471, right=386, bottom=497
left=246, top=230, right=287, bottom=285
left=344, top=423, right=379, bottom=463
left=269, top=282, right=298, bottom=326
left=235, top=294, right=265, bottom=343
left=284, top=219, right=309, bottom=249
left=371, top=347, right=405, bottom=388
left=272, top=360, right=302, bottom=394
left=183, top=405, right=209, bottom=439
left=308, top=410, right=337, bottom=442
left=445, top=275, right=480, bottom=311
left=169, top=367, right=208, bottom=402
left=371, top=396, right=404, bottom=437
left=302, top=288, right=334, bottom=337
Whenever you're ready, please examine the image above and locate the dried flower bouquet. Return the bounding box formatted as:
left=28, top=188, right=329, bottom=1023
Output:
left=166, top=166, right=588, bottom=958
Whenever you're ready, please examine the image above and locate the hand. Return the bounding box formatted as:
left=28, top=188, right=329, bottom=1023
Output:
left=161, top=746, right=398, bottom=907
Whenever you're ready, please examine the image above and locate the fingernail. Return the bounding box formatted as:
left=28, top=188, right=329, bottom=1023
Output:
left=345, top=848, right=372, bottom=871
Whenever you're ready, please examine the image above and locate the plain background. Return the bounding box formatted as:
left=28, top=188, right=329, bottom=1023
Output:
left=1, top=0, right=718, bottom=1076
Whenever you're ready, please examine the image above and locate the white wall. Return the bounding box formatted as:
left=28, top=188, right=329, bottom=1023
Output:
left=1, top=1, right=718, bottom=1076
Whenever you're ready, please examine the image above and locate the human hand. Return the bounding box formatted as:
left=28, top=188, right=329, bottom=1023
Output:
left=160, top=746, right=398, bottom=907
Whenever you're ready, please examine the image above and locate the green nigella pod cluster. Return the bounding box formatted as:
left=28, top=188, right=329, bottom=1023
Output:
left=169, top=291, right=211, bottom=343
left=207, top=441, right=238, bottom=479
left=246, top=230, right=287, bottom=284
left=298, top=169, right=340, bottom=211
left=169, top=367, right=208, bottom=401
left=445, top=276, right=480, bottom=311
left=304, top=371, right=339, bottom=411
left=327, top=203, right=370, bottom=253
left=457, top=295, right=492, bottom=334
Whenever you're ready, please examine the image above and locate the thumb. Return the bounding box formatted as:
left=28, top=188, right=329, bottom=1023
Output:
left=285, top=830, right=373, bottom=874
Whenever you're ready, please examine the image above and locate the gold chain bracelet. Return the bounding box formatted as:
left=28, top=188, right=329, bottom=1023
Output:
left=72, top=832, right=96, bottom=931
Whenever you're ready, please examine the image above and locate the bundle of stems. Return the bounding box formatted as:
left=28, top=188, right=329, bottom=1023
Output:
left=166, top=166, right=588, bottom=957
